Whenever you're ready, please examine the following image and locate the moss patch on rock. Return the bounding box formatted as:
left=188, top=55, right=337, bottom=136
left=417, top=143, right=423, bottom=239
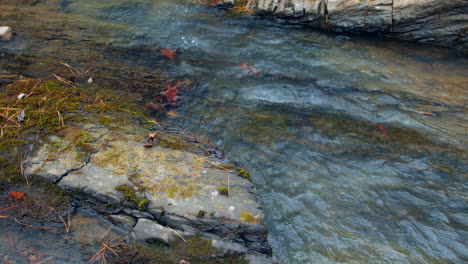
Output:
left=112, top=234, right=247, bottom=264
left=115, top=184, right=149, bottom=210
left=239, top=210, right=260, bottom=224
left=236, top=168, right=251, bottom=181
left=150, top=177, right=196, bottom=199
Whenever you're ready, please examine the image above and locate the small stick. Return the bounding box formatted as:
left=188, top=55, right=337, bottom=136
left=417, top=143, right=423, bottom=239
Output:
left=100, top=226, right=112, bottom=239
left=201, top=157, right=232, bottom=172
left=14, top=218, right=57, bottom=229
left=227, top=174, right=230, bottom=198
left=0, top=204, right=19, bottom=213
left=58, top=213, right=71, bottom=234
left=6, top=230, right=14, bottom=251
left=57, top=110, right=64, bottom=128
left=53, top=74, right=77, bottom=88
left=20, top=152, right=29, bottom=188
left=36, top=256, right=56, bottom=264
left=167, top=226, right=187, bottom=243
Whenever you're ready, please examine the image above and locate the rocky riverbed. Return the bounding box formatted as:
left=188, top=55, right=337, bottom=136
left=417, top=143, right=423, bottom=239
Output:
left=0, top=50, right=275, bottom=262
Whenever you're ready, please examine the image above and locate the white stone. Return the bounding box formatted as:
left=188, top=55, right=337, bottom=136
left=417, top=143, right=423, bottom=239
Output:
left=0, top=26, right=12, bottom=40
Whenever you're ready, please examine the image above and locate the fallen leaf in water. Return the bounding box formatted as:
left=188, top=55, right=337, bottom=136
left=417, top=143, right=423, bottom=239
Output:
left=166, top=110, right=180, bottom=117
left=239, top=62, right=260, bottom=75
left=376, top=123, right=389, bottom=141
left=415, top=110, right=437, bottom=116
left=161, top=48, right=179, bottom=59
left=9, top=191, right=25, bottom=199
left=251, top=114, right=272, bottom=119
left=240, top=62, right=250, bottom=73
left=146, top=102, right=161, bottom=111
left=165, top=84, right=179, bottom=103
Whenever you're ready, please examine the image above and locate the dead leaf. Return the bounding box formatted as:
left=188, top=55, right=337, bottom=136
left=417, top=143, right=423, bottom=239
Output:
left=9, top=191, right=25, bottom=199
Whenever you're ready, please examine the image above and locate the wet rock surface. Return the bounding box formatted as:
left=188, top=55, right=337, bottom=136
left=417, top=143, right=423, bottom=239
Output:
left=24, top=112, right=272, bottom=259
left=244, top=0, right=468, bottom=48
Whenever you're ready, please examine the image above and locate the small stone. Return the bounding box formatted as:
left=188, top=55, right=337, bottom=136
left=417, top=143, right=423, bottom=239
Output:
left=107, top=214, right=137, bottom=231
left=132, top=218, right=176, bottom=244
left=0, top=26, right=12, bottom=41
left=244, top=253, right=277, bottom=264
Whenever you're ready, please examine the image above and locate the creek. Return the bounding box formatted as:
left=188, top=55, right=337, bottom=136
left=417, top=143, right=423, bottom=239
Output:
left=0, top=0, right=467, bottom=263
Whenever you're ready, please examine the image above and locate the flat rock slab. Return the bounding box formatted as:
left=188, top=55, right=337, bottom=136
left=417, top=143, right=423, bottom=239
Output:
left=25, top=112, right=268, bottom=252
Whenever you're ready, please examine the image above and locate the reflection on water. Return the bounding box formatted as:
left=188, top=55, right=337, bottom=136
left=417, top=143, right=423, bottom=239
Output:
left=1, top=0, right=467, bottom=263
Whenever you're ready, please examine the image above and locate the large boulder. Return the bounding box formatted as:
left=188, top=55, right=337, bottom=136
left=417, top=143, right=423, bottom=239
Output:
left=244, top=0, right=468, bottom=48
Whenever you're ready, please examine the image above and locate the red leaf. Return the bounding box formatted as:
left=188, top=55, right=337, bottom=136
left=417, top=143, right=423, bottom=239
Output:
left=239, top=62, right=261, bottom=75
left=209, top=0, right=222, bottom=6
left=164, top=82, right=181, bottom=103
left=240, top=62, right=250, bottom=73
left=146, top=102, right=160, bottom=111
left=161, top=48, right=178, bottom=59
left=376, top=123, right=389, bottom=140
left=9, top=191, right=25, bottom=199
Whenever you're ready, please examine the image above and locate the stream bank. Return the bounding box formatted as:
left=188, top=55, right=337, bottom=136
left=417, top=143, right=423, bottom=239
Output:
left=1, top=0, right=467, bottom=263
left=219, top=0, right=467, bottom=49
left=0, top=52, right=273, bottom=263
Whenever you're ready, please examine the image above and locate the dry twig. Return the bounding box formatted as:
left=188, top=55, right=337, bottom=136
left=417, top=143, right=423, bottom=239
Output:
left=58, top=213, right=71, bottom=234
left=20, top=152, right=29, bottom=188
left=53, top=74, right=77, bottom=88
left=201, top=157, right=232, bottom=172
left=89, top=226, right=122, bottom=264
left=167, top=226, right=187, bottom=243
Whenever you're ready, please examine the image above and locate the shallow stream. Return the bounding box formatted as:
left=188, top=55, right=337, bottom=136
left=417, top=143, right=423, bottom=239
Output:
left=0, top=0, right=467, bottom=263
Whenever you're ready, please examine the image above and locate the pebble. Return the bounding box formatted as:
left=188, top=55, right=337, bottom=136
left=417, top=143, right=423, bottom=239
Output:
left=0, top=26, right=13, bottom=40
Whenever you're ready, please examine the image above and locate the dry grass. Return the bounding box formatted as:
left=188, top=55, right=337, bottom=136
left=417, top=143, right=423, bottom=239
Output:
left=0, top=106, right=22, bottom=138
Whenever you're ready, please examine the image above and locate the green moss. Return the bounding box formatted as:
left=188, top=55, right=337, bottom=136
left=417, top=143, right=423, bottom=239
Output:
left=150, top=177, right=196, bottom=199
left=210, top=211, right=216, bottom=218
left=436, top=165, right=455, bottom=175
left=239, top=210, right=259, bottom=224
left=128, top=172, right=140, bottom=183
left=236, top=168, right=251, bottom=181
left=138, top=199, right=150, bottom=211
left=217, top=164, right=234, bottom=170
left=197, top=210, right=206, bottom=218
left=115, top=184, right=149, bottom=211
left=111, top=234, right=247, bottom=264
left=158, top=135, right=190, bottom=150
left=218, top=186, right=228, bottom=196
left=94, top=150, right=124, bottom=167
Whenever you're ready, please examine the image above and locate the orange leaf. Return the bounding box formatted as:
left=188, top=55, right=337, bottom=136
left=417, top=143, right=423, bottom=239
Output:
left=9, top=191, right=25, bottom=199
left=161, top=48, right=178, bottom=59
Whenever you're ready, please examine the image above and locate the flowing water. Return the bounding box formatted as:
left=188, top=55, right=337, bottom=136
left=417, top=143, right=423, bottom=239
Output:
left=1, top=0, right=467, bottom=263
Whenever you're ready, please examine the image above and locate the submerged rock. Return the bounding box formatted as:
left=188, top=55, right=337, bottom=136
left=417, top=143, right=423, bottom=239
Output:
left=243, top=0, right=467, bottom=48
left=0, top=26, right=12, bottom=41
